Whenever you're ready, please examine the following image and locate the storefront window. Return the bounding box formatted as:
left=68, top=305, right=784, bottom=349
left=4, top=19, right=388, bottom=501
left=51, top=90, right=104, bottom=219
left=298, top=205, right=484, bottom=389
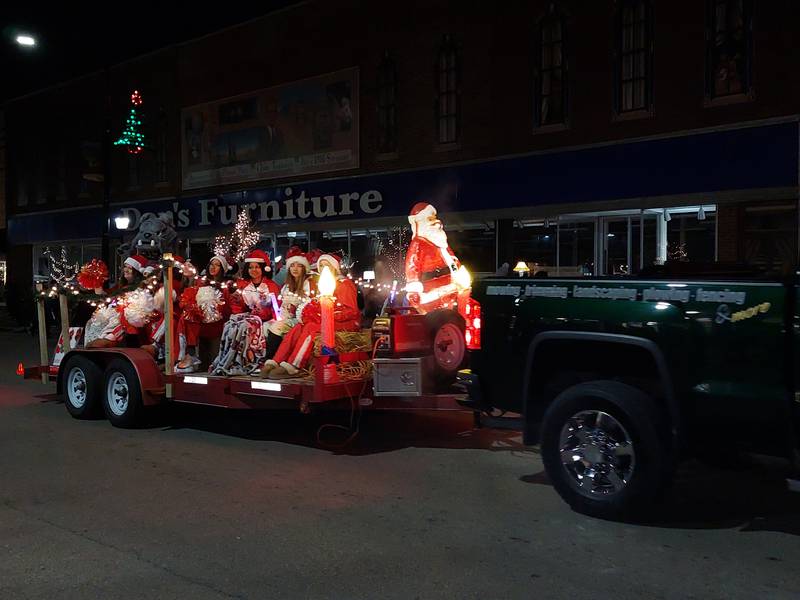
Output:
left=558, top=219, right=595, bottom=276
left=631, top=214, right=658, bottom=273
left=445, top=223, right=496, bottom=274
left=667, top=210, right=716, bottom=264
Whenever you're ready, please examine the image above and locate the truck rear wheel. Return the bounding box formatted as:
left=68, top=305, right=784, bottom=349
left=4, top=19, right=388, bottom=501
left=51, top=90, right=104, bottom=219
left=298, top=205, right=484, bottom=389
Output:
left=540, top=380, right=672, bottom=521
left=63, top=355, right=103, bottom=419
left=102, top=359, right=144, bottom=428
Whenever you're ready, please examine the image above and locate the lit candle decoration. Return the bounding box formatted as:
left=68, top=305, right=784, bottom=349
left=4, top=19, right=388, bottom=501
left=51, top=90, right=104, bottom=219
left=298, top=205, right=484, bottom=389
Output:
left=318, top=265, right=336, bottom=351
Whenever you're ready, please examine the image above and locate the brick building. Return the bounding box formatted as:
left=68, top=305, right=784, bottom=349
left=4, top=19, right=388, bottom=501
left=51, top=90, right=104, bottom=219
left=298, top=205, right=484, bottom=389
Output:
left=4, top=0, right=799, bottom=303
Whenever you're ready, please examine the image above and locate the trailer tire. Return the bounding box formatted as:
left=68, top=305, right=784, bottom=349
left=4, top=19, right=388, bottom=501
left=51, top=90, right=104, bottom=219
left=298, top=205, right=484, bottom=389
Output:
left=102, top=359, right=144, bottom=428
left=540, top=380, right=672, bottom=521
left=425, top=309, right=467, bottom=385
left=63, top=355, right=103, bottom=419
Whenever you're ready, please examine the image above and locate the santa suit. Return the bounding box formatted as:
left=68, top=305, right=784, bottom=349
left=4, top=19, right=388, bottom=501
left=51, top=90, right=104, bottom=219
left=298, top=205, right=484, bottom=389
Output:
left=405, top=236, right=461, bottom=313
left=230, top=278, right=282, bottom=322
left=272, top=277, right=360, bottom=370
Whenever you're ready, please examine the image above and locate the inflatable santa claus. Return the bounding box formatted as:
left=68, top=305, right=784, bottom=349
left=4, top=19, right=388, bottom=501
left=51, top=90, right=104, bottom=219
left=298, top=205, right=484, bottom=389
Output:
left=404, top=202, right=470, bottom=313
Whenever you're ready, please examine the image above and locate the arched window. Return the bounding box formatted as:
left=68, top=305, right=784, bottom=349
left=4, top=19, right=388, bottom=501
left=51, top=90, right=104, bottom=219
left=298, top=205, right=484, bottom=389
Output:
left=377, top=52, right=398, bottom=154
left=534, top=3, right=568, bottom=127
left=435, top=35, right=460, bottom=144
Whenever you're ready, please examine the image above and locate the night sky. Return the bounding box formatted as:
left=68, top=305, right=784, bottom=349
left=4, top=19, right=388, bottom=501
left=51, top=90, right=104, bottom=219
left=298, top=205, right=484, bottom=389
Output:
left=1, top=1, right=297, bottom=103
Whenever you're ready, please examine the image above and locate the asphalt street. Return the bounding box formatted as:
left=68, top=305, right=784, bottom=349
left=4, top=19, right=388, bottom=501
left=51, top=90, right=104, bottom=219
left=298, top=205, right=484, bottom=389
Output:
left=1, top=331, right=798, bottom=599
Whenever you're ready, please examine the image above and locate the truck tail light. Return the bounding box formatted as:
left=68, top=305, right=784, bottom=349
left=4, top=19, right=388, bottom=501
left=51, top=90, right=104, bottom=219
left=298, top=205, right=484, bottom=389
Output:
left=462, top=298, right=481, bottom=350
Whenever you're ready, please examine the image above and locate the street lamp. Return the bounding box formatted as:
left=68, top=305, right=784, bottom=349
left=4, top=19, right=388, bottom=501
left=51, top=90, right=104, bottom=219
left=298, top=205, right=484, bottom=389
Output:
left=114, top=215, right=131, bottom=230
left=15, top=34, right=36, bottom=47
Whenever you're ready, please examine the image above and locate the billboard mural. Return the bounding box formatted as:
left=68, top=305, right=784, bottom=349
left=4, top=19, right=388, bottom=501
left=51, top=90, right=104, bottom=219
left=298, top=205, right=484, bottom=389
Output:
left=181, top=68, right=359, bottom=191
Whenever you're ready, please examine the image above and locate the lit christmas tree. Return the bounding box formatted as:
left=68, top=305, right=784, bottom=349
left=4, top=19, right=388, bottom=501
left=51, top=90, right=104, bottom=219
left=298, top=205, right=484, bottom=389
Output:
left=114, top=90, right=146, bottom=154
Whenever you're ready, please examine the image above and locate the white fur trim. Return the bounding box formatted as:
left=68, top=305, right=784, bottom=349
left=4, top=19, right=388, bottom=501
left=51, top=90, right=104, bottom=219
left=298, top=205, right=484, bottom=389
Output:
left=317, top=254, right=340, bottom=273
left=211, top=255, right=231, bottom=272
left=285, top=254, right=310, bottom=270
left=291, top=334, right=314, bottom=368
left=405, top=281, right=424, bottom=294
left=124, top=256, right=146, bottom=272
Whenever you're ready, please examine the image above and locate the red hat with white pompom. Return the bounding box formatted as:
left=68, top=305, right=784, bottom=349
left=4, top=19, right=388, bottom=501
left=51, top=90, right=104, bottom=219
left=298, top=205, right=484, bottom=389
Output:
left=408, top=202, right=437, bottom=235
left=307, top=248, right=324, bottom=270
left=124, top=255, right=149, bottom=274
left=317, top=252, right=343, bottom=274
left=209, top=255, right=232, bottom=273
left=244, top=249, right=271, bottom=271
left=285, top=246, right=310, bottom=270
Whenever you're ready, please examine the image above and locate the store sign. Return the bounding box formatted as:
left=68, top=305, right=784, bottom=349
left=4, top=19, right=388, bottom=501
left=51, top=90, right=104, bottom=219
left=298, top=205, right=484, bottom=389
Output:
left=117, top=187, right=384, bottom=231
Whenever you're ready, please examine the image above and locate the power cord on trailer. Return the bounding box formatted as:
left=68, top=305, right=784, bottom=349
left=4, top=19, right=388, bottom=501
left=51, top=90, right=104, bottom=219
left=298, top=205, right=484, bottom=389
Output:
left=315, top=336, right=386, bottom=449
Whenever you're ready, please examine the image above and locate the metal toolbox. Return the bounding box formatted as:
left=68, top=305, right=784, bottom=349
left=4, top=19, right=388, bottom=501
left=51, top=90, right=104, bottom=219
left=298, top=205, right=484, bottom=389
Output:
left=372, top=357, right=433, bottom=397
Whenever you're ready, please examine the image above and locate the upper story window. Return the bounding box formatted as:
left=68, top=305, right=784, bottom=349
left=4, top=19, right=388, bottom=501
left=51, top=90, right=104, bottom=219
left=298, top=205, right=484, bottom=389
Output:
left=614, top=0, right=654, bottom=115
left=436, top=35, right=460, bottom=145
left=377, top=52, right=398, bottom=154
left=705, top=0, right=753, bottom=101
left=534, top=4, right=568, bottom=128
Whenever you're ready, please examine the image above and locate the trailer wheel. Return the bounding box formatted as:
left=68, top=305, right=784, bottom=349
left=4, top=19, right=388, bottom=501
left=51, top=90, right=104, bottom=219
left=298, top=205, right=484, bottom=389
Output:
left=540, top=380, right=673, bottom=521
left=102, top=359, right=144, bottom=428
left=63, top=355, right=103, bottom=419
left=425, top=309, right=467, bottom=385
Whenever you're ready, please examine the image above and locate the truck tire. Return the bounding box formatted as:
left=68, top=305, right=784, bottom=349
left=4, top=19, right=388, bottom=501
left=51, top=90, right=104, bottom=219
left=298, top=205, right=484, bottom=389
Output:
left=102, top=358, right=144, bottom=428
left=425, top=309, right=467, bottom=385
left=540, top=380, right=672, bottom=521
left=63, top=355, right=103, bottom=419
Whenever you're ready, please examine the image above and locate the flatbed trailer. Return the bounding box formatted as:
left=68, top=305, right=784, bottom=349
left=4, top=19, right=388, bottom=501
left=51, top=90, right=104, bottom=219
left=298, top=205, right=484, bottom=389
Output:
left=21, top=259, right=472, bottom=429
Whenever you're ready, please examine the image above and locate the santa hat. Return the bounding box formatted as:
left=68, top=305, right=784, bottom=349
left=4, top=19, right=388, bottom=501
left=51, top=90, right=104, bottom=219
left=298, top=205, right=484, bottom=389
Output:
left=244, top=249, right=271, bottom=271
left=124, top=255, right=149, bottom=274
left=317, top=252, right=343, bottom=274
left=285, top=245, right=310, bottom=270
left=210, top=255, right=232, bottom=273
left=307, top=248, right=324, bottom=270
left=172, top=255, right=185, bottom=266
left=408, top=202, right=437, bottom=234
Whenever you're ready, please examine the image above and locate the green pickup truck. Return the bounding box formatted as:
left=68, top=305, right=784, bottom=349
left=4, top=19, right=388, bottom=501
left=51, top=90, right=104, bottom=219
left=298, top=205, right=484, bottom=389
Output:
left=461, top=274, right=799, bottom=519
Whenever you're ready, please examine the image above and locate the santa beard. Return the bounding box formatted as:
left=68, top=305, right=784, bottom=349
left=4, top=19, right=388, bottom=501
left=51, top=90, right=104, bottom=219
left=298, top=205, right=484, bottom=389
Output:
left=416, top=222, right=449, bottom=248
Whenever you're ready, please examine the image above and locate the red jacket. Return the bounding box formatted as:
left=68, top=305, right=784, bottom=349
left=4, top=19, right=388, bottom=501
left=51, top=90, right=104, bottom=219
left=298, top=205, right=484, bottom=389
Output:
left=231, top=278, right=282, bottom=321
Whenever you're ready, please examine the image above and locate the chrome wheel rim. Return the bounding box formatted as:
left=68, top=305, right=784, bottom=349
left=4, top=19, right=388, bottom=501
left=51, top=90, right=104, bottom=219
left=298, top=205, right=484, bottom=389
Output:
left=106, top=372, right=129, bottom=417
left=559, top=410, right=636, bottom=498
left=66, top=367, right=87, bottom=408
left=433, top=323, right=465, bottom=370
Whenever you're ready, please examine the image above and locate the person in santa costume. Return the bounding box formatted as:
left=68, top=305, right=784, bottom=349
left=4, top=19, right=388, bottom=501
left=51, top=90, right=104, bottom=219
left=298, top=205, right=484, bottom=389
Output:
left=262, top=246, right=316, bottom=361
left=230, top=249, right=282, bottom=321
left=262, top=252, right=360, bottom=379
left=209, top=249, right=281, bottom=376
left=404, top=202, right=468, bottom=313
left=174, top=254, right=235, bottom=373
left=94, top=254, right=147, bottom=296
left=85, top=254, right=150, bottom=348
